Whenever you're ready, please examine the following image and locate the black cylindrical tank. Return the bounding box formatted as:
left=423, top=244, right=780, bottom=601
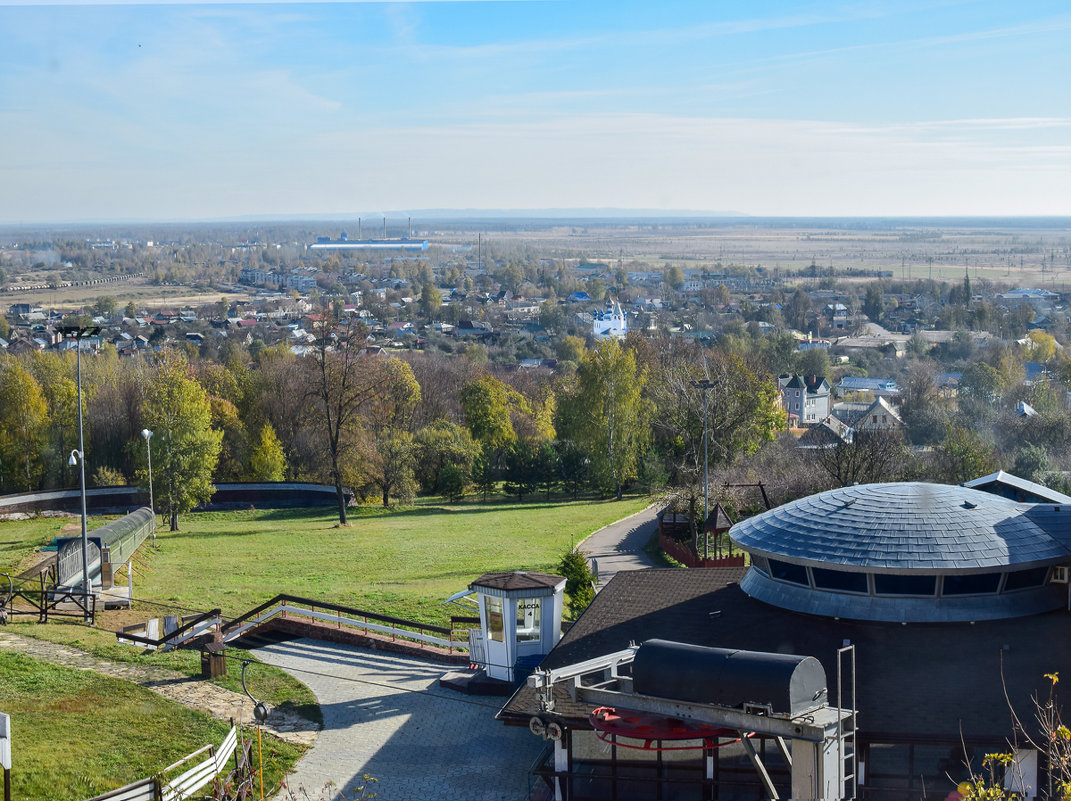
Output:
left=632, top=639, right=827, bottom=716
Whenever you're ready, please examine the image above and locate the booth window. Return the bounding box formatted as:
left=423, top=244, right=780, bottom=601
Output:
left=516, top=598, right=541, bottom=642
left=486, top=595, right=504, bottom=642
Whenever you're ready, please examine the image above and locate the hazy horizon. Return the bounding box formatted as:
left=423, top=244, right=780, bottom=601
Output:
left=3, top=1, right=1070, bottom=224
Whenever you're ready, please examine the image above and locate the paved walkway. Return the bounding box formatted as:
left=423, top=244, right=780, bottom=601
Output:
left=253, top=637, right=545, bottom=801
left=578, top=503, right=661, bottom=589
left=0, top=631, right=317, bottom=745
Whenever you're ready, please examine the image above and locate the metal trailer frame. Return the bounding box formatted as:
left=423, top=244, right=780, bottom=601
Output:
left=527, top=643, right=858, bottom=801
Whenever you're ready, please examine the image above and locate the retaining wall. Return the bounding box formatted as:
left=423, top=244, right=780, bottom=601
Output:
left=0, top=482, right=345, bottom=517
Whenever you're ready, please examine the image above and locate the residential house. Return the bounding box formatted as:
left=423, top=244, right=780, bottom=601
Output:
left=826, top=302, right=849, bottom=330
left=456, top=320, right=493, bottom=339
left=778, top=374, right=831, bottom=425
left=797, top=414, right=853, bottom=448
left=853, top=396, right=904, bottom=431
left=837, top=376, right=900, bottom=398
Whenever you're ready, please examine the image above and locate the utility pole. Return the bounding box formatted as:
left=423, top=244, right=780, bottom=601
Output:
left=690, top=379, right=715, bottom=560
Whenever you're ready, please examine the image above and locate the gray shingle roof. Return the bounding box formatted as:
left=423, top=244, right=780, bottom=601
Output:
left=498, top=569, right=1071, bottom=745
left=470, top=571, right=565, bottom=592
left=963, top=470, right=1071, bottom=505
left=729, top=482, right=1071, bottom=572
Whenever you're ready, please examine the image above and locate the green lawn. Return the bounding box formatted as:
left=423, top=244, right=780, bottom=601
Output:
left=0, top=515, right=72, bottom=576
left=0, top=650, right=303, bottom=801
left=3, top=619, right=321, bottom=725
left=135, top=496, right=649, bottom=626
left=0, top=494, right=647, bottom=797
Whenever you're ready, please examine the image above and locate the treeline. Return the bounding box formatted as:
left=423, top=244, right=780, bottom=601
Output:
left=6, top=309, right=1070, bottom=537
left=0, top=325, right=786, bottom=526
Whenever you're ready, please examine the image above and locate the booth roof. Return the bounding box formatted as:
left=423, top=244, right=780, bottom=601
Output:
left=470, top=571, right=565, bottom=593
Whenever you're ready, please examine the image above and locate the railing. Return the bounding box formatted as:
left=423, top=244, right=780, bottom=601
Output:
left=2, top=579, right=96, bottom=625
left=116, top=609, right=222, bottom=652
left=83, top=726, right=241, bottom=801
left=220, top=594, right=471, bottom=652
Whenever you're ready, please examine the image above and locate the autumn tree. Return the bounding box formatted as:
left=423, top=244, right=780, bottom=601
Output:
left=899, top=362, right=948, bottom=446
left=369, top=430, right=417, bottom=507
left=365, top=358, right=421, bottom=432
left=650, top=349, right=785, bottom=543
left=460, top=374, right=529, bottom=451
left=209, top=396, right=247, bottom=481
left=25, top=352, right=80, bottom=488
left=249, top=424, right=287, bottom=481
left=0, top=361, right=49, bottom=491
left=934, top=425, right=999, bottom=484
left=139, top=353, right=223, bottom=530
left=306, top=315, right=383, bottom=524
left=420, top=283, right=443, bottom=320
left=811, top=428, right=911, bottom=487
left=413, top=419, right=479, bottom=496
left=558, top=339, right=651, bottom=500
left=783, top=288, right=813, bottom=331
left=664, top=264, right=685, bottom=292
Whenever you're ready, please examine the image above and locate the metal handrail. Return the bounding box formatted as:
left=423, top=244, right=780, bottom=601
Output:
left=221, top=593, right=453, bottom=636
left=116, top=609, right=221, bottom=649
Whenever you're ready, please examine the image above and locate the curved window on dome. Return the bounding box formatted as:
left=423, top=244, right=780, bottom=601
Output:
left=1002, top=566, right=1050, bottom=592
left=768, top=559, right=809, bottom=586
left=811, top=567, right=868, bottom=594
left=942, top=573, right=1002, bottom=596
left=751, top=555, right=770, bottom=575
left=873, top=574, right=936, bottom=597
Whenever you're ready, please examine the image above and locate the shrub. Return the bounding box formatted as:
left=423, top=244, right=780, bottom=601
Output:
left=558, top=546, right=596, bottom=618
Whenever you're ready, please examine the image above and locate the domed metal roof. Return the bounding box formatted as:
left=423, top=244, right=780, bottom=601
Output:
left=730, top=482, right=1071, bottom=573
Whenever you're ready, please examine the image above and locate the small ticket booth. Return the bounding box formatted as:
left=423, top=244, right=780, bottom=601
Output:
left=469, top=571, right=566, bottom=683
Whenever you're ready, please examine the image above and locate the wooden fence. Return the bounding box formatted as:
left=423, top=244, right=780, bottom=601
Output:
left=658, top=530, right=746, bottom=569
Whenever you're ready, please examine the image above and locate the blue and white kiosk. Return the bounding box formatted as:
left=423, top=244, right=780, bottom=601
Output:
left=469, top=571, right=566, bottom=683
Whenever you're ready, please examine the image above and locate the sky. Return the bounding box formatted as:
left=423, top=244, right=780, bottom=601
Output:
left=1, top=0, right=1070, bottom=224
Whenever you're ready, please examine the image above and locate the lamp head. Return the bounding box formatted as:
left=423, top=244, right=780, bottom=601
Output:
left=141, top=429, right=153, bottom=441
left=68, top=451, right=78, bottom=467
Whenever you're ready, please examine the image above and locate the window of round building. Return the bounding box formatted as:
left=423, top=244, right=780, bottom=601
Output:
left=728, top=482, right=1071, bottom=623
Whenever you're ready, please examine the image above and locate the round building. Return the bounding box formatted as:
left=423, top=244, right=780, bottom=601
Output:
left=729, top=481, right=1071, bottom=623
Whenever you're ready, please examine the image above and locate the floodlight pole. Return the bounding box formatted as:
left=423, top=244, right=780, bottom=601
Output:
left=690, top=379, right=715, bottom=561
left=61, top=323, right=99, bottom=621
left=142, top=429, right=155, bottom=547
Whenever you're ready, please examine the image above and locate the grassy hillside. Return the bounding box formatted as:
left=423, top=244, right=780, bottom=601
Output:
left=139, top=496, right=648, bottom=625
left=0, top=650, right=301, bottom=801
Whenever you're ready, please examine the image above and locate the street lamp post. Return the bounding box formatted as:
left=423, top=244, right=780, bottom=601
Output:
left=690, top=379, right=715, bottom=561
left=141, top=429, right=155, bottom=547
left=67, top=448, right=89, bottom=613
left=60, top=323, right=99, bottom=621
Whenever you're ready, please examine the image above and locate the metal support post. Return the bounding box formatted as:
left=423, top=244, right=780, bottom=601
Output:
left=690, top=379, right=714, bottom=560
left=738, top=731, right=779, bottom=800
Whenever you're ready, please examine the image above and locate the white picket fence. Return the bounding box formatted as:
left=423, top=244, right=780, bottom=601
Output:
left=85, top=726, right=239, bottom=801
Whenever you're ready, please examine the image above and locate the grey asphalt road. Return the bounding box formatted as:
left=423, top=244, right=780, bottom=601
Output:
left=578, top=503, right=661, bottom=590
